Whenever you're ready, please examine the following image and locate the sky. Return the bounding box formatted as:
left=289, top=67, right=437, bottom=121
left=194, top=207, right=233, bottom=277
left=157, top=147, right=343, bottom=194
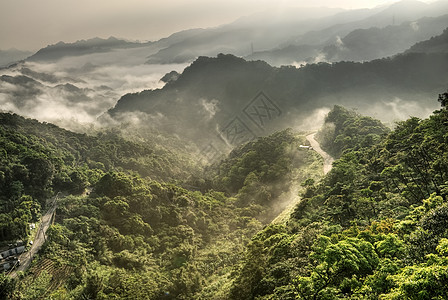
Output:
left=0, top=0, right=434, bottom=51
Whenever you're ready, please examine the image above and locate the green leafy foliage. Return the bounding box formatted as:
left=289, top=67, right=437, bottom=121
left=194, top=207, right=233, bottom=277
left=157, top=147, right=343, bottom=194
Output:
left=2, top=112, right=319, bottom=299
left=316, top=105, right=390, bottom=158
left=0, top=112, right=198, bottom=241
left=5, top=95, right=448, bottom=299
left=227, top=100, right=448, bottom=299
left=210, top=129, right=317, bottom=211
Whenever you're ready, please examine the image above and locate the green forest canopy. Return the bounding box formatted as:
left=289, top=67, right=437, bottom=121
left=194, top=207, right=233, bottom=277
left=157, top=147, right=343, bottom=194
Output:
left=1, top=92, right=448, bottom=299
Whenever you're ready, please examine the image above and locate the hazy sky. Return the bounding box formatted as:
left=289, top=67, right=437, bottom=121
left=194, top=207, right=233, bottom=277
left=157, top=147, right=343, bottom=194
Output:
left=0, top=0, right=433, bottom=50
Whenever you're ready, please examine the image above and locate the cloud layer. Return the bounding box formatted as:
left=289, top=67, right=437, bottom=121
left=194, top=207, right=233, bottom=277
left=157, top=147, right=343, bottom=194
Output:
left=0, top=49, right=187, bottom=131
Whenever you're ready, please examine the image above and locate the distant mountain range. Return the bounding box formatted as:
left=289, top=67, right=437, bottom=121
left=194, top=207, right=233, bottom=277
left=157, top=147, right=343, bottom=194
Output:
left=14, top=0, right=448, bottom=67
left=321, top=14, right=448, bottom=62
left=146, top=0, right=448, bottom=65
left=248, top=6, right=448, bottom=65
left=26, top=37, right=153, bottom=62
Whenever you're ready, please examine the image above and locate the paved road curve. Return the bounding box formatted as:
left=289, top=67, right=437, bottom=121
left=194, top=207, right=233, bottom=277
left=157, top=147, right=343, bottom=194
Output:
left=9, top=194, right=58, bottom=277
left=306, top=132, right=334, bottom=175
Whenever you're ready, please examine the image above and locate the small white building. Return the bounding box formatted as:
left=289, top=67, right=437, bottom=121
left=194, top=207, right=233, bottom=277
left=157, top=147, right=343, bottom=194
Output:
left=299, top=145, right=313, bottom=150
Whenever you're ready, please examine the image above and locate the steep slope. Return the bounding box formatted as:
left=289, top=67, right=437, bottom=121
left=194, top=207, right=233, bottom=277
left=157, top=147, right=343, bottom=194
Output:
left=225, top=97, right=448, bottom=299
left=316, top=105, right=391, bottom=158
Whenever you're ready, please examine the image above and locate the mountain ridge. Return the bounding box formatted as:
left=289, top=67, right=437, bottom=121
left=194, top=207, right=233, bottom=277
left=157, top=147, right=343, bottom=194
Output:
left=26, top=36, right=153, bottom=62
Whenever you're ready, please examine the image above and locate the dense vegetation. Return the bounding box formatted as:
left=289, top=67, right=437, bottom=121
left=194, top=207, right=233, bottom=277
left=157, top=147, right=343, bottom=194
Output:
left=226, top=93, right=448, bottom=299
left=2, top=92, right=448, bottom=299
left=316, top=105, right=390, bottom=158
left=0, top=112, right=199, bottom=242
left=0, top=115, right=319, bottom=299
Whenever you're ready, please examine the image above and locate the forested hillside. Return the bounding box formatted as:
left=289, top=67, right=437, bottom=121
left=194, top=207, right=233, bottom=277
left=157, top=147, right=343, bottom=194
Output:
left=0, top=114, right=320, bottom=299
left=0, top=112, right=200, bottom=242
left=2, top=93, right=448, bottom=299
left=316, top=105, right=390, bottom=158
left=3, top=0, right=448, bottom=299
left=226, top=93, right=448, bottom=299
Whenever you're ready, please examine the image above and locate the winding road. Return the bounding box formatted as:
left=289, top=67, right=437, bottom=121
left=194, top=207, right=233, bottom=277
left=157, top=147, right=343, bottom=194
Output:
left=9, top=194, right=59, bottom=277
left=306, top=132, right=334, bottom=175
left=271, top=133, right=334, bottom=224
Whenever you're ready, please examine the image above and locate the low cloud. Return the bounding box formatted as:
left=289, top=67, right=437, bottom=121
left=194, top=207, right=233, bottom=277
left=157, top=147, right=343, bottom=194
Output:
left=313, top=52, right=328, bottom=63
left=0, top=52, right=187, bottom=131
left=410, top=21, right=420, bottom=32
left=200, top=98, right=220, bottom=120
left=382, top=97, right=435, bottom=121
left=293, top=107, right=332, bottom=131
left=335, top=35, right=346, bottom=50
left=359, top=96, right=439, bottom=126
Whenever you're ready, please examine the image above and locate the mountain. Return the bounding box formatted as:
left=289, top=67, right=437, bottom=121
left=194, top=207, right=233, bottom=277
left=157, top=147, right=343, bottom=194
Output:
left=322, top=14, right=448, bottom=62
left=291, top=0, right=446, bottom=46
left=108, top=50, right=448, bottom=150
left=26, top=37, right=153, bottom=62
left=249, top=4, right=448, bottom=65
left=406, top=26, right=448, bottom=53
left=4, top=100, right=448, bottom=299
left=144, top=7, right=346, bottom=64
left=0, top=49, right=33, bottom=67
left=147, top=0, right=448, bottom=65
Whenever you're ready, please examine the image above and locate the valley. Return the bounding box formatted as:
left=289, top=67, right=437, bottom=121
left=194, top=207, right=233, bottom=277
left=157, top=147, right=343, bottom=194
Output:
left=1, top=0, right=448, bottom=299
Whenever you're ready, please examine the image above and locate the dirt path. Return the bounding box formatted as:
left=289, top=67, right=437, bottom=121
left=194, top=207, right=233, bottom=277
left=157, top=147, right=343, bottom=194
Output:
left=271, top=133, right=334, bottom=224
left=9, top=194, right=59, bottom=277
left=306, top=132, right=334, bottom=175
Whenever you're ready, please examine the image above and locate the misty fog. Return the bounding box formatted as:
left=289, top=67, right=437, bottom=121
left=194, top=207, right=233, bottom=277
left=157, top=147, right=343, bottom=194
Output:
left=0, top=45, right=188, bottom=130
left=2, top=1, right=448, bottom=298
left=0, top=0, right=447, bottom=151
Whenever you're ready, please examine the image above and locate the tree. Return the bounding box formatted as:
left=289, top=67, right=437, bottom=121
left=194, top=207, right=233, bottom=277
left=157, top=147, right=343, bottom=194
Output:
left=438, top=91, right=448, bottom=108
left=295, top=236, right=379, bottom=299
left=0, top=274, right=16, bottom=299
